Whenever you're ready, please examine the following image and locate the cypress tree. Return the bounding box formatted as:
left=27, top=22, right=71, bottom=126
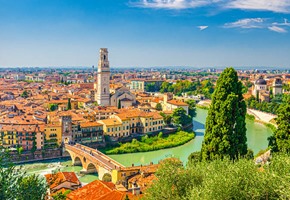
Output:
left=67, top=98, right=72, bottom=110
left=201, top=67, right=247, bottom=160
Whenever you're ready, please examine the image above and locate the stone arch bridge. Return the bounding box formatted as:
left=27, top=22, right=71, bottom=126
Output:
left=65, top=143, right=125, bottom=180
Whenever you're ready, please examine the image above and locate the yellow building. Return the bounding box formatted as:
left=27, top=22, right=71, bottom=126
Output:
left=44, top=123, right=62, bottom=148
left=0, top=126, right=17, bottom=148
left=97, top=118, right=129, bottom=137
left=111, top=109, right=164, bottom=135
left=111, top=163, right=159, bottom=188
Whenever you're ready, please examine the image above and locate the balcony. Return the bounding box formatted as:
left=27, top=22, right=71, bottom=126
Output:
left=49, top=134, right=57, bottom=138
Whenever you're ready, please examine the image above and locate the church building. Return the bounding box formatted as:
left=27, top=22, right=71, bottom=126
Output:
left=94, top=48, right=136, bottom=107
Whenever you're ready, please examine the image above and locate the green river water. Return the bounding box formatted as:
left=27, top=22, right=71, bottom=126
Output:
left=21, top=108, right=274, bottom=183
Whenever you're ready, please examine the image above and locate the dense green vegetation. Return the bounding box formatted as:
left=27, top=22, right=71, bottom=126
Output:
left=246, top=113, right=255, bottom=120
left=155, top=103, right=162, bottom=111
left=20, top=90, right=29, bottom=98
left=171, top=107, right=192, bottom=127
left=0, top=151, right=47, bottom=200
left=49, top=103, right=58, bottom=111
left=185, top=100, right=196, bottom=117
left=201, top=67, right=247, bottom=160
left=145, top=82, right=161, bottom=92
left=268, top=94, right=290, bottom=153
left=246, top=95, right=281, bottom=114
left=105, top=131, right=195, bottom=154
left=53, top=190, right=71, bottom=200
left=159, top=79, right=214, bottom=98
left=143, top=154, right=290, bottom=200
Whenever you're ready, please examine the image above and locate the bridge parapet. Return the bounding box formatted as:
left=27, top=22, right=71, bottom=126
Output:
left=65, top=143, right=124, bottom=172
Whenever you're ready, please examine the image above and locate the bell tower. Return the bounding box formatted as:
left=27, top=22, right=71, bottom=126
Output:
left=95, top=48, right=110, bottom=106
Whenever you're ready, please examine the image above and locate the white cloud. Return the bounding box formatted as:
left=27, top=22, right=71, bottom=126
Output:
left=224, top=18, right=265, bottom=29
left=132, top=0, right=290, bottom=13
left=272, top=18, right=290, bottom=26
left=198, top=25, right=208, bottom=30
left=268, top=26, right=287, bottom=33
left=224, top=18, right=289, bottom=33
left=226, top=0, right=290, bottom=13
left=132, top=0, right=216, bottom=9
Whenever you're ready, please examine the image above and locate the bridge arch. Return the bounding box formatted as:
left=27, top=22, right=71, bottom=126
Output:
left=74, top=157, right=82, bottom=166
left=86, top=163, right=98, bottom=173
left=64, top=143, right=125, bottom=178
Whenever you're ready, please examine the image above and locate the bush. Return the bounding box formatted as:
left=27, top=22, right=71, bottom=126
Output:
left=143, top=154, right=290, bottom=200
left=106, top=131, right=195, bottom=154
left=246, top=113, right=255, bottom=121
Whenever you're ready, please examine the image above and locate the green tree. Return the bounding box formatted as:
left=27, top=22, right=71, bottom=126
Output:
left=17, top=146, right=23, bottom=159
left=21, top=90, right=29, bottom=98
left=185, top=100, right=196, bottom=117
left=171, top=107, right=192, bottom=127
left=52, top=188, right=71, bottom=199
left=201, top=67, right=247, bottom=160
left=187, top=151, right=201, bottom=166
left=0, top=152, right=23, bottom=199
left=160, top=112, right=172, bottom=125
left=67, top=98, right=72, bottom=110
left=143, top=158, right=192, bottom=200
left=118, top=99, right=121, bottom=109
left=143, top=155, right=290, bottom=200
left=49, top=103, right=58, bottom=111
left=268, top=94, right=290, bottom=153
left=145, top=82, right=158, bottom=92
left=0, top=152, right=47, bottom=200
left=155, top=103, right=162, bottom=111
left=17, top=174, right=47, bottom=200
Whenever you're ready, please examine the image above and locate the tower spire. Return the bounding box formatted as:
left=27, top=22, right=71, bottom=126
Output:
left=95, top=48, right=110, bottom=106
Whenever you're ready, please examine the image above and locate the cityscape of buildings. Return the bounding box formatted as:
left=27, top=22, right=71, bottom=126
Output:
left=0, top=48, right=289, bottom=199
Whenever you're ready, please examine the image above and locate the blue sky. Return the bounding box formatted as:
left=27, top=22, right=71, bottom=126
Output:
left=0, top=0, right=290, bottom=68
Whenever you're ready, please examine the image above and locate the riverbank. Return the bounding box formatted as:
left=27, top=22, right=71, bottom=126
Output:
left=198, top=100, right=277, bottom=128
left=103, top=131, right=195, bottom=154
left=245, top=113, right=277, bottom=132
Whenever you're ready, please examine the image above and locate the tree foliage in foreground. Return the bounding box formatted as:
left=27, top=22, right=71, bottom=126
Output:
left=268, top=94, right=290, bottom=153
left=201, top=67, right=247, bottom=160
left=143, top=154, right=290, bottom=200
left=0, top=151, right=47, bottom=200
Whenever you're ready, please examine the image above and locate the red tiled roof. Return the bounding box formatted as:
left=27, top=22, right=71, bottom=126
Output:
left=67, top=180, right=127, bottom=200
left=45, top=172, right=80, bottom=190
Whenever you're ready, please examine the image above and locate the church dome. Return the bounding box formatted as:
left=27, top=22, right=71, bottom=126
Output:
left=255, top=77, right=267, bottom=85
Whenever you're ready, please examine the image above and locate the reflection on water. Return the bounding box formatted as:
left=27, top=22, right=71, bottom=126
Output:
left=20, top=108, right=273, bottom=183
left=22, top=160, right=98, bottom=184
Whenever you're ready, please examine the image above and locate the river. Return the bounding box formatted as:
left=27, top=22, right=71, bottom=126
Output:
left=21, top=108, right=274, bottom=183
